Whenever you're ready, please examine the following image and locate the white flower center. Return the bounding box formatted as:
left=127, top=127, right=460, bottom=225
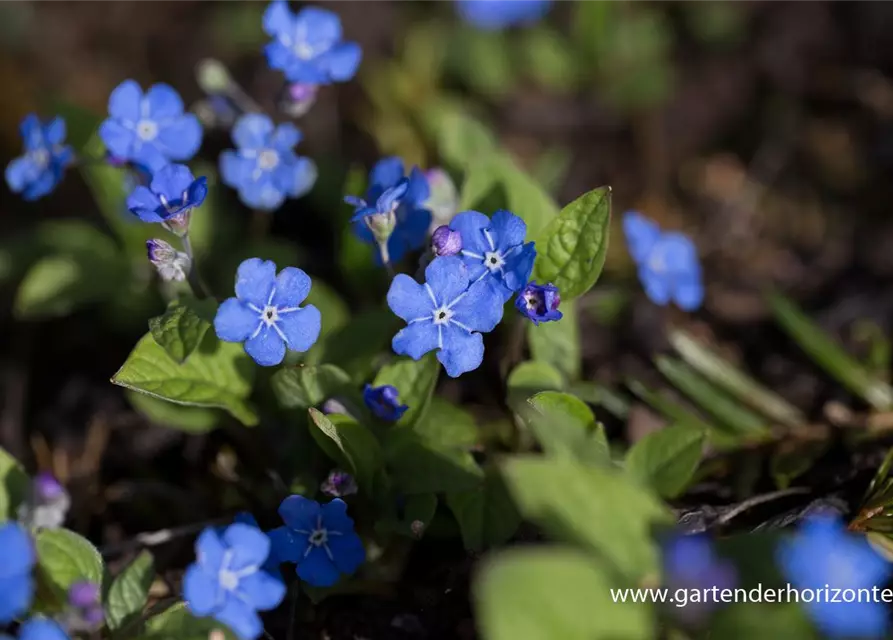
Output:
left=294, top=41, right=315, bottom=60
left=29, top=148, right=50, bottom=169
left=218, top=568, right=239, bottom=591
left=257, top=149, right=280, bottom=171
left=525, top=293, right=538, bottom=310
left=308, top=528, right=328, bottom=547
left=261, top=305, right=279, bottom=326
left=432, top=306, right=453, bottom=325
left=484, top=251, right=504, bottom=271
left=136, top=120, right=159, bottom=141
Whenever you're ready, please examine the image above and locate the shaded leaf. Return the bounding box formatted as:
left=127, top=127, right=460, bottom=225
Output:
left=308, top=409, right=383, bottom=494
left=0, top=446, right=28, bottom=522
left=126, top=391, right=222, bottom=434
left=373, top=353, right=439, bottom=427
left=446, top=469, right=520, bottom=551
left=271, top=364, right=352, bottom=411
left=142, top=602, right=237, bottom=640
left=507, top=361, right=564, bottom=408
left=105, top=550, right=154, bottom=631
left=625, top=424, right=704, bottom=498
left=36, top=528, right=103, bottom=607
left=527, top=298, right=581, bottom=382
left=384, top=429, right=483, bottom=495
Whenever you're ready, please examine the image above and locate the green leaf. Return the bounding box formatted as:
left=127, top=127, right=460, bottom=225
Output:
left=506, top=361, right=565, bottom=408
left=502, top=456, right=670, bottom=579
left=524, top=391, right=609, bottom=466
left=105, top=550, right=154, bottom=631
left=376, top=493, right=438, bottom=539
left=305, top=280, right=350, bottom=339
left=448, top=27, right=516, bottom=99
left=126, top=391, right=222, bottom=434
left=143, top=602, right=237, bottom=640
left=475, top=547, right=653, bottom=640
left=372, top=354, right=439, bottom=427
left=711, top=603, right=817, bottom=640
left=148, top=301, right=214, bottom=364
left=414, top=397, right=479, bottom=448
left=446, top=469, right=520, bottom=551
left=271, top=364, right=352, bottom=410
left=309, top=308, right=401, bottom=382
left=569, top=381, right=630, bottom=419
left=36, top=528, right=104, bottom=606
left=527, top=298, right=581, bottom=382
left=459, top=158, right=502, bottom=211
left=518, top=27, right=579, bottom=92
left=498, top=154, right=560, bottom=239
left=112, top=332, right=258, bottom=426
left=668, top=329, right=805, bottom=428
left=625, top=424, right=704, bottom=498
left=384, top=429, right=483, bottom=495
left=0, top=447, right=28, bottom=522
left=435, top=107, right=497, bottom=170
left=308, top=409, right=383, bottom=493
left=767, top=291, right=893, bottom=411
left=533, top=187, right=611, bottom=300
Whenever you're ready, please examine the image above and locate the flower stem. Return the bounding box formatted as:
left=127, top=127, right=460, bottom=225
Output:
left=378, top=241, right=395, bottom=278
left=181, top=235, right=212, bottom=300
left=251, top=208, right=272, bottom=239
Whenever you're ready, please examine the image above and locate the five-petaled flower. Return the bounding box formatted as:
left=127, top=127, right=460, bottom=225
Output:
left=184, top=523, right=286, bottom=640
left=515, top=281, right=562, bottom=325
left=662, top=533, right=737, bottom=625
left=220, top=114, right=317, bottom=212
left=455, top=0, right=553, bottom=31
left=348, top=157, right=431, bottom=265
left=387, top=256, right=504, bottom=377
left=263, top=1, right=362, bottom=85
left=0, top=522, right=35, bottom=624
left=126, top=164, right=208, bottom=233
left=778, top=516, right=892, bottom=639
left=363, top=384, right=409, bottom=422
left=6, top=114, right=73, bottom=201
left=214, top=258, right=322, bottom=367
left=10, top=617, right=70, bottom=640
left=269, top=495, right=365, bottom=588
left=226, top=513, right=283, bottom=581
left=99, top=79, right=202, bottom=171
left=449, top=209, right=536, bottom=302
left=622, top=211, right=704, bottom=311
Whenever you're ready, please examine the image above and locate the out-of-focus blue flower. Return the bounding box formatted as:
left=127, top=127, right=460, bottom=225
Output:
left=778, top=516, right=892, bottom=638
left=184, top=523, right=286, bottom=640
left=431, top=225, right=462, bottom=257
left=220, top=114, right=317, bottom=211
left=269, top=495, right=365, bottom=588
left=6, top=115, right=73, bottom=201
left=146, top=239, right=191, bottom=283
left=214, top=258, right=321, bottom=367
left=456, top=0, right=552, bottom=31
left=449, top=209, right=536, bottom=302
left=363, top=384, right=408, bottom=422
left=348, top=157, right=432, bottom=265
left=320, top=469, right=358, bottom=498
left=263, top=1, right=362, bottom=85
left=99, top=80, right=202, bottom=170
left=425, top=168, right=459, bottom=231
left=126, top=164, right=207, bottom=229
left=228, top=513, right=283, bottom=581
left=622, top=211, right=704, bottom=311
left=0, top=522, right=35, bottom=624
left=387, top=256, right=503, bottom=377
left=515, top=281, right=562, bottom=325
left=16, top=618, right=70, bottom=640
left=279, top=83, right=319, bottom=119
left=17, top=471, right=70, bottom=531
left=662, top=533, right=737, bottom=624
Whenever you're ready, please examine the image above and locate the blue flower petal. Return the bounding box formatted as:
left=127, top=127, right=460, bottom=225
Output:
left=132, top=144, right=169, bottom=175
left=17, top=618, right=69, bottom=640
left=0, top=574, right=33, bottom=624
left=387, top=274, right=434, bottom=322
left=220, top=150, right=253, bottom=188
left=489, top=209, right=527, bottom=251
left=183, top=564, right=220, bottom=616
left=449, top=278, right=504, bottom=333
left=233, top=114, right=273, bottom=151
left=369, top=157, right=405, bottom=191
left=279, top=494, right=320, bottom=531
left=145, top=83, right=185, bottom=119
left=503, top=242, right=536, bottom=294
left=320, top=498, right=354, bottom=533
left=239, top=175, right=286, bottom=212
left=622, top=211, right=661, bottom=265
left=277, top=306, right=321, bottom=352
left=19, top=114, right=43, bottom=150
left=150, top=164, right=196, bottom=198
left=395, top=206, right=431, bottom=252
left=297, top=548, right=340, bottom=588
left=375, top=180, right=409, bottom=214
left=195, top=528, right=226, bottom=571
left=235, top=258, right=277, bottom=307
left=156, top=114, right=203, bottom=161
left=99, top=119, right=136, bottom=159
left=640, top=266, right=672, bottom=306
left=268, top=526, right=301, bottom=564
left=44, top=117, right=66, bottom=146
left=327, top=531, right=365, bottom=576
left=450, top=210, right=492, bottom=260
left=437, top=325, right=485, bottom=378
left=403, top=166, right=430, bottom=207
left=271, top=267, right=311, bottom=307
left=244, top=324, right=286, bottom=366
left=282, top=58, right=330, bottom=85
left=271, top=123, right=302, bottom=151
left=314, top=42, right=362, bottom=82
left=216, top=593, right=263, bottom=640
left=263, top=0, right=293, bottom=36
left=223, top=522, right=271, bottom=572
left=272, top=157, right=316, bottom=198
left=187, top=176, right=209, bottom=209
left=424, top=255, right=470, bottom=307
left=674, top=278, right=703, bottom=312
left=392, top=322, right=440, bottom=361
left=296, top=6, right=343, bottom=51
left=5, top=156, right=38, bottom=193
left=22, top=171, right=58, bottom=202
left=108, top=79, right=142, bottom=122
left=126, top=186, right=164, bottom=223
left=264, top=40, right=295, bottom=72
left=238, top=571, right=285, bottom=611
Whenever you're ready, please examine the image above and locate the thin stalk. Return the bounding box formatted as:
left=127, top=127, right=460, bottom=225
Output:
left=181, top=234, right=212, bottom=300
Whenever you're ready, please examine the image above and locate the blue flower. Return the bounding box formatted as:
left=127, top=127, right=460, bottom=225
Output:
left=263, top=1, right=362, bottom=85
left=16, top=618, right=70, bottom=640
left=515, top=281, right=562, bottom=325
left=220, top=114, right=317, bottom=211
left=348, top=157, right=432, bottom=265
left=449, top=209, right=536, bottom=302
left=778, top=516, right=892, bottom=638
left=99, top=80, right=202, bottom=170
left=227, top=513, right=283, bottom=581
left=268, top=495, right=365, bottom=588
left=622, top=211, right=704, bottom=311
left=363, top=384, right=408, bottom=422
left=0, top=522, right=35, bottom=624
left=456, top=0, right=552, bottom=30
left=214, top=258, right=322, bottom=367
left=6, top=114, right=73, bottom=201
left=387, top=256, right=504, bottom=377
left=662, top=533, right=736, bottom=624
left=184, top=523, right=286, bottom=640
left=126, top=164, right=207, bottom=225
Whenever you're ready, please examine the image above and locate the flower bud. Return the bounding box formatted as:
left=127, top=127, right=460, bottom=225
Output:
left=365, top=210, right=397, bottom=244
left=515, top=281, right=563, bottom=325
left=279, top=83, right=319, bottom=119
left=162, top=211, right=191, bottom=237
left=147, top=239, right=191, bottom=282
left=431, top=225, right=462, bottom=257
left=424, top=168, right=459, bottom=229
left=66, top=581, right=104, bottom=632
left=196, top=58, right=234, bottom=95
left=18, top=471, right=70, bottom=530
left=320, top=469, right=358, bottom=498
left=68, top=582, right=100, bottom=609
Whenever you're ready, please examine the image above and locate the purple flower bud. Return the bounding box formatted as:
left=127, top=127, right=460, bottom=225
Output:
left=18, top=471, right=70, bottom=530
left=82, top=605, right=105, bottom=628
left=322, top=398, right=350, bottom=416
left=279, top=83, right=319, bottom=119
left=68, top=581, right=100, bottom=609
left=34, top=472, right=65, bottom=502
left=515, top=281, right=563, bottom=325
left=431, top=225, right=462, bottom=257
left=146, top=239, right=191, bottom=282
left=320, top=469, right=358, bottom=498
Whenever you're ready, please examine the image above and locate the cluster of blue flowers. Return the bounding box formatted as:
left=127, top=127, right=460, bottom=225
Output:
left=184, top=495, right=364, bottom=640
left=662, top=515, right=893, bottom=637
